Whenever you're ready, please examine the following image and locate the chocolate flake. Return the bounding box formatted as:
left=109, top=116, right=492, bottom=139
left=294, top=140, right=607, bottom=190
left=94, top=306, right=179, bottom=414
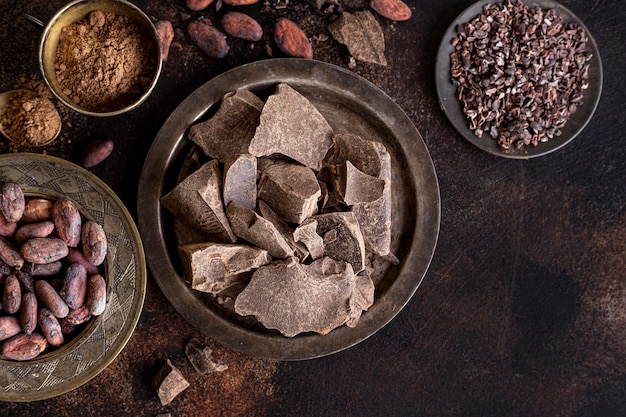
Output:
left=328, top=10, right=387, bottom=66
left=293, top=220, right=324, bottom=260
left=152, top=358, right=189, bottom=406
left=185, top=338, right=228, bottom=374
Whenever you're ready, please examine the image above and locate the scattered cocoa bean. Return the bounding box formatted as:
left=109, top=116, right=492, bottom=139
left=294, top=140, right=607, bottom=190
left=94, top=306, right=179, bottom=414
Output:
left=187, top=20, right=230, bottom=59
left=35, top=279, right=69, bottom=318
left=20, top=292, right=38, bottom=334
left=80, top=139, right=114, bottom=169
left=38, top=307, right=64, bottom=347
left=80, top=221, right=107, bottom=266
left=0, top=212, right=17, bottom=237
left=1, top=333, right=47, bottom=361
left=370, top=0, right=412, bottom=21
left=67, top=248, right=100, bottom=275
left=3, top=275, right=22, bottom=314
left=21, top=237, right=69, bottom=264
left=221, top=12, right=263, bottom=42
left=186, top=0, right=214, bottom=11
left=14, top=221, right=55, bottom=243
left=52, top=200, right=82, bottom=247
left=86, top=274, right=106, bottom=316
left=15, top=270, right=34, bottom=293
left=21, top=198, right=53, bottom=223
left=60, top=263, right=87, bottom=309
left=0, top=183, right=25, bottom=223
left=0, top=238, right=24, bottom=269
left=155, top=21, right=175, bottom=62
left=274, top=18, right=313, bottom=59
left=23, top=261, right=63, bottom=277
left=0, top=316, right=22, bottom=341
left=64, top=305, right=92, bottom=325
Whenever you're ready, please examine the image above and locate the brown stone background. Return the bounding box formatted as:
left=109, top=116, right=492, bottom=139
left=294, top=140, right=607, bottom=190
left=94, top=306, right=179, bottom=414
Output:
left=0, top=0, right=624, bottom=416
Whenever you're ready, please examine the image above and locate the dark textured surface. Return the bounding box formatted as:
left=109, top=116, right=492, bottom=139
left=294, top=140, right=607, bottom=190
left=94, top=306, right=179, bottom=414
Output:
left=0, top=0, right=624, bottom=416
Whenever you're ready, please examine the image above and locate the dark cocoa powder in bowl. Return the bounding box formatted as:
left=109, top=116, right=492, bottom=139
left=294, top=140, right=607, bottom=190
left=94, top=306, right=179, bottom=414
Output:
left=1, top=90, right=61, bottom=146
left=54, top=10, right=157, bottom=113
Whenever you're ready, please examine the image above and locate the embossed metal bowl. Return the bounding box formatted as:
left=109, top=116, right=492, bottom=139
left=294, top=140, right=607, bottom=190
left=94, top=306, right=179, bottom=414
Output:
left=38, top=0, right=162, bottom=117
left=0, top=153, right=146, bottom=401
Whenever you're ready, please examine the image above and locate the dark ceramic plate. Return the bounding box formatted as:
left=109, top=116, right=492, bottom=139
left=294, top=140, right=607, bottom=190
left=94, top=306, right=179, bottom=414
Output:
left=435, top=0, right=602, bottom=159
left=137, top=58, right=440, bottom=360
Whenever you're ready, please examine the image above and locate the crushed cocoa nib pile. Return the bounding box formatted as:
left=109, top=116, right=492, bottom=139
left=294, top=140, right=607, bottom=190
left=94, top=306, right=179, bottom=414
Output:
left=449, top=0, right=591, bottom=150
left=54, top=10, right=157, bottom=112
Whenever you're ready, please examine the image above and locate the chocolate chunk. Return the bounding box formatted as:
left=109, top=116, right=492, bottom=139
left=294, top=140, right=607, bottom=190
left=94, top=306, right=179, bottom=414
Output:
left=328, top=10, right=387, bottom=66
left=188, top=90, right=264, bottom=162
left=327, top=133, right=383, bottom=177
left=223, top=154, right=257, bottom=210
left=178, top=242, right=271, bottom=294
left=257, top=161, right=321, bottom=224
left=347, top=271, right=375, bottom=327
left=257, top=201, right=309, bottom=261
left=301, top=211, right=366, bottom=272
left=185, top=338, right=228, bottom=374
left=161, top=160, right=236, bottom=243
left=248, top=83, right=334, bottom=171
left=234, top=257, right=372, bottom=337
left=226, top=201, right=294, bottom=259
left=152, top=358, right=189, bottom=406
left=293, top=220, right=324, bottom=261
left=339, top=161, right=385, bottom=205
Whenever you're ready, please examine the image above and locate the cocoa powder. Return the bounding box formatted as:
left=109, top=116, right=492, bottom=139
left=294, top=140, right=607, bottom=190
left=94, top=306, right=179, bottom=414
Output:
left=54, top=10, right=157, bottom=113
left=0, top=90, right=61, bottom=146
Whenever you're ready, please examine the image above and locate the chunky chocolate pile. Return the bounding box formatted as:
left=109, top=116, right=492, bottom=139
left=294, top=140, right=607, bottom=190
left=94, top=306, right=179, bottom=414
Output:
left=161, top=83, right=395, bottom=337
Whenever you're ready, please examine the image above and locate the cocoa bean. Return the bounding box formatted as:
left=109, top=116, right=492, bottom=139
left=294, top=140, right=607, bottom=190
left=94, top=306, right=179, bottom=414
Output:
left=15, top=270, right=34, bottom=293
left=370, top=0, right=412, bottom=21
left=0, top=212, right=17, bottom=237
left=21, top=237, right=69, bottom=264
left=0, top=316, right=21, bottom=341
left=21, top=198, right=53, bottom=223
left=223, top=0, right=259, bottom=5
left=274, top=18, right=313, bottom=59
left=67, top=248, right=99, bottom=275
left=60, top=263, right=87, bottom=309
left=59, top=318, right=78, bottom=335
left=3, top=274, right=21, bottom=314
left=52, top=200, right=81, bottom=247
left=186, top=0, right=214, bottom=11
left=20, top=292, right=38, bottom=334
left=2, top=333, right=47, bottom=361
left=187, top=20, right=230, bottom=59
left=35, top=279, right=69, bottom=318
left=0, top=238, right=24, bottom=269
left=14, top=221, right=55, bottom=243
left=64, top=305, right=92, bottom=325
left=80, top=221, right=107, bottom=266
left=155, top=21, right=175, bottom=62
left=221, top=12, right=263, bottom=42
left=0, top=183, right=25, bottom=223
left=80, top=139, right=114, bottom=169
left=38, top=307, right=64, bottom=347
left=23, top=261, right=63, bottom=277
left=87, top=274, right=106, bottom=316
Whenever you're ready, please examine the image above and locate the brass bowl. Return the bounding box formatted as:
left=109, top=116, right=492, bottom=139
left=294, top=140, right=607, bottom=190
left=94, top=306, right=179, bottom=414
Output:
left=38, top=0, right=162, bottom=117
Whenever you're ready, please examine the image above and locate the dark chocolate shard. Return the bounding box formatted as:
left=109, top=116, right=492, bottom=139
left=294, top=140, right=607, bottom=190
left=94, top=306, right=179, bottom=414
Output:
left=185, top=338, right=228, bottom=374
left=347, top=271, right=375, bottom=327
left=234, top=257, right=371, bottom=337
left=161, top=160, right=236, bottom=243
left=188, top=90, right=264, bottom=162
left=327, top=133, right=383, bottom=177
left=248, top=83, right=334, bottom=171
left=152, top=358, right=190, bottom=406
left=341, top=161, right=385, bottom=205
left=257, top=161, right=321, bottom=224
left=257, top=201, right=309, bottom=261
left=301, top=211, right=366, bottom=272
left=223, top=154, right=257, bottom=210
left=293, top=220, right=324, bottom=261
left=328, top=10, right=387, bottom=66
left=226, top=201, right=294, bottom=259
left=178, top=242, right=271, bottom=295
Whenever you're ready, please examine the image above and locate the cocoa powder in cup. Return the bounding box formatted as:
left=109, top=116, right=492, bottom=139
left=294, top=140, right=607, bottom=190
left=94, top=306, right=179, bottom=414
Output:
left=0, top=90, right=61, bottom=146
left=54, top=10, right=157, bottom=113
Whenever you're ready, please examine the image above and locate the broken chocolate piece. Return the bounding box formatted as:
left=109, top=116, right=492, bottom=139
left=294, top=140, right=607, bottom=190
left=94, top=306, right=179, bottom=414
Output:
left=328, top=10, right=387, bottom=66
left=152, top=358, right=190, bottom=406
left=178, top=242, right=271, bottom=295
left=226, top=201, right=294, bottom=259
left=223, top=154, right=257, bottom=210
left=301, top=211, right=366, bottom=272
left=257, top=201, right=309, bottom=260
left=293, top=220, right=324, bottom=260
left=327, top=133, right=383, bottom=177
left=248, top=83, right=334, bottom=171
left=189, top=90, right=264, bottom=162
left=347, top=271, right=375, bottom=327
left=234, top=257, right=372, bottom=337
left=341, top=161, right=385, bottom=205
left=161, top=160, right=236, bottom=243
left=257, top=161, right=321, bottom=224
left=185, top=338, right=228, bottom=374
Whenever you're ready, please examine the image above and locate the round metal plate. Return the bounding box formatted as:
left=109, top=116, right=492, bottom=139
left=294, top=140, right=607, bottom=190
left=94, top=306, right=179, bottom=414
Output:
left=0, top=153, right=146, bottom=401
left=435, top=0, right=602, bottom=159
left=137, top=58, right=440, bottom=360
